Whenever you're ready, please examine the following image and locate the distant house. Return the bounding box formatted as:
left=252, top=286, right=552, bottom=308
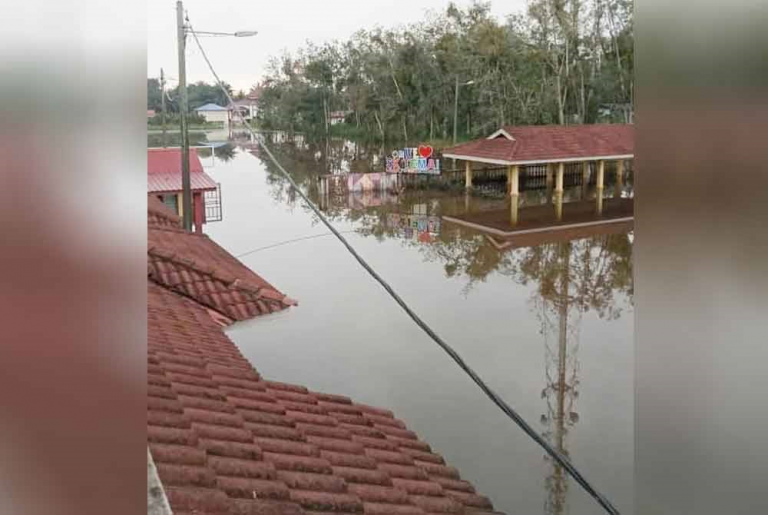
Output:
left=194, top=103, right=230, bottom=125
left=329, top=110, right=352, bottom=125
left=147, top=109, right=156, bottom=118
left=229, top=98, right=258, bottom=122
left=598, top=103, right=634, bottom=123
left=147, top=148, right=220, bottom=233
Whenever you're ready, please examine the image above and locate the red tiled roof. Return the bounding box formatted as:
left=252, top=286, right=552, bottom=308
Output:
left=148, top=224, right=296, bottom=323
left=443, top=124, right=634, bottom=165
left=146, top=202, right=502, bottom=514
left=148, top=280, right=500, bottom=514
left=148, top=148, right=218, bottom=193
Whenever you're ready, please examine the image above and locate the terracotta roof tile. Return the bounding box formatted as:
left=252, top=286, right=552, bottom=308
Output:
left=306, top=436, right=365, bottom=455
left=288, top=490, right=364, bottom=512
left=376, top=464, right=429, bottom=481
left=414, top=462, right=460, bottom=480
left=407, top=494, right=463, bottom=513
left=263, top=452, right=334, bottom=474
left=319, top=450, right=378, bottom=470
left=362, top=502, right=425, bottom=515
left=330, top=466, right=392, bottom=486
left=350, top=435, right=399, bottom=452
left=207, top=455, right=276, bottom=479
left=442, top=490, right=494, bottom=510
left=390, top=478, right=444, bottom=497
left=339, top=424, right=386, bottom=439
left=296, top=423, right=352, bottom=440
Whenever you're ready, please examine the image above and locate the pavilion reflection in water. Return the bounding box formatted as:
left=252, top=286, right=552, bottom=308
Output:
left=484, top=211, right=632, bottom=515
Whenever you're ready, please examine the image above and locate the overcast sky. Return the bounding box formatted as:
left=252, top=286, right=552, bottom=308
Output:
left=147, top=0, right=527, bottom=92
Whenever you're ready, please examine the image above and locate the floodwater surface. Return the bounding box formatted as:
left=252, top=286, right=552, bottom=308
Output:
left=186, top=133, right=634, bottom=515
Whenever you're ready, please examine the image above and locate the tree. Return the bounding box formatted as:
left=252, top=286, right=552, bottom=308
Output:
left=255, top=0, right=634, bottom=142
left=147, top=78, right=163, bottom=112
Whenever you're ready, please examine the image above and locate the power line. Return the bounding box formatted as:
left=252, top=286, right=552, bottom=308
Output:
left=236, top=230, right=358, bottom=258
left=187, top=19, right=620, bottom=515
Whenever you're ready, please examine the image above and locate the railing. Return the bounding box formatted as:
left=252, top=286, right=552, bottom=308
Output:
left=315, top=161, right=633, bottom=196
left=205, top=183, right=223, bottom=222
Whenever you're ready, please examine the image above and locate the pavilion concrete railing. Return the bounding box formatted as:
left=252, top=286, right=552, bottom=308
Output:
left=427, top=160, right=632, bottom=193
left=331, top=160, right=632, bottom=203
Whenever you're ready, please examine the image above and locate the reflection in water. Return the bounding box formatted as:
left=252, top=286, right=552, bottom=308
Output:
left=500, top=233, right=632, bottom=514
left=241, top=137, right=633, bottom=515
left=147, top=131, right=236, bottom=162
left=540, top=242, right=581, bottom=515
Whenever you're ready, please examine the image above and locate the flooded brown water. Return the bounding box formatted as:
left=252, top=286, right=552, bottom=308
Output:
left=191, top=133, right=634, bottom=515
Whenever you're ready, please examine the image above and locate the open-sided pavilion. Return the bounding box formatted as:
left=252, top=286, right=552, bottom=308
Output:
left=443, top=124, right=634, bottom=222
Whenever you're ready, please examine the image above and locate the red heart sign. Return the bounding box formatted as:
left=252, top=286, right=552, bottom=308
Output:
left=418, top=145, right=433, bottom=159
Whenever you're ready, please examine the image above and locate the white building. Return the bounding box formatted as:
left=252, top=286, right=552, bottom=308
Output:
left=229, top=99, right=258, bottom=122
left=329, top=110, right=351, bottom=125
left=194, top=103, right=230, bottom=126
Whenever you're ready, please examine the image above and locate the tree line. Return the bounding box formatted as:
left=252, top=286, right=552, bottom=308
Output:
left=147, top=79, right=243, bottom=114
left=255, top=0, right=633, bottom=143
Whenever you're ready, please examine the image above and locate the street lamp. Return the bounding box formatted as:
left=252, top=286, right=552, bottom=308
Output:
left=191, top=30, right=259, bottom=37
left=453, top=78, right=476, bottom=145
left=176, top=0, right=256, bottom=231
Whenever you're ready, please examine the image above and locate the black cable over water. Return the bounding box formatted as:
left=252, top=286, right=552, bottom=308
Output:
left=187, top=18, right=620, bottom=515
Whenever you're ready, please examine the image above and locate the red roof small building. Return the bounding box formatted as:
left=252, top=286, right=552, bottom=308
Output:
left=444, top=124, right=634, bottom=166
left=146, top=202, right=502, bottom=515
left=148, top=148, right=219, bottom=233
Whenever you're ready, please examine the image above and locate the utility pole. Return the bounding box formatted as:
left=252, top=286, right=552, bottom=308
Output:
left=160, top=68, right=167, bottom=147
left=176, top=0, right=192, bottom=231
left=453, top=75, right=459, bottom=145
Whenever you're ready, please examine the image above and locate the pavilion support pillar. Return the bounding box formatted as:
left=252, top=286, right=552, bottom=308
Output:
left=465, top=160, right=474, bottom=190
left=510, top=193, right=519, bottom=227
left=555, top=191, right=563, bottom=222
left=555, top=163, right=565, bottom=193
left=545, top=164, right=554, bottom=204
left=176, top=193, right=184, bottom=219
left=615, top=159, right=625, bottom=199
left=596, top=160, right=605, bottom=215
left=507, top=165, right=520, bottom=196
left=581, top=162, right=590, bottom=199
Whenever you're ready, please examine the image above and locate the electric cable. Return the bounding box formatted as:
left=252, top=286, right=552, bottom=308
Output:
left=236, top=230, right=358, bottom=258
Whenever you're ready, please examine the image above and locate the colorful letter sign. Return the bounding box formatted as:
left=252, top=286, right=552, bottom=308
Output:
left=385, top=145, right=441, bottom=175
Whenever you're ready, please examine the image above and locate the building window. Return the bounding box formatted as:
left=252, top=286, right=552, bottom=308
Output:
left=162, top=194, right=178, bottom=214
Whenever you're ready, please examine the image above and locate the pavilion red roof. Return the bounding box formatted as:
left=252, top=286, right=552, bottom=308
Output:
left=146, top=203, right=502, bottom=514
left=443, top=124, right=634, bottom=165
left=148, top=148, right=218, bottom=193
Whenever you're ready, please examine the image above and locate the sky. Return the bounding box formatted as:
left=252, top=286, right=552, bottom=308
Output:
left=147, top=0, right=528, bottom=93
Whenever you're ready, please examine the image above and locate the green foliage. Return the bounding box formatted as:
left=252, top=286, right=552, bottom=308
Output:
left=178, top=81, right=233, bottom=110
left=257, top=0, right=634, bottom=143
left=147, top=78, right=235, bottom=113
left=147, top=78, right=163, bottom=111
